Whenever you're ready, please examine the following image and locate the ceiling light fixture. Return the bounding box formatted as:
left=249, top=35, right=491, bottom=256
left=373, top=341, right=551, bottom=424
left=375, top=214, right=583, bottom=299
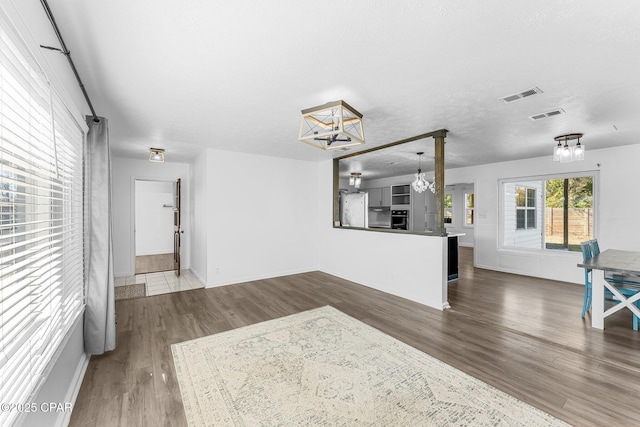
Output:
left=149, top=148, right=165, bottom=163
left=349, top=172, right=362, bottom=189
left=298, top=100, right=364, bottom=150
left=553, top=133, right=584, bottom=163
left=411, top=152, right=435, bottom=194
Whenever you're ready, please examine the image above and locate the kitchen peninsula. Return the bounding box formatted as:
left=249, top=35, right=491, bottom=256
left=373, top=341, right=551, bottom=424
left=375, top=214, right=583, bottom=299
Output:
left=338, top=183, right=463, bottom=281
left=332, top=129, right=451, bottom=311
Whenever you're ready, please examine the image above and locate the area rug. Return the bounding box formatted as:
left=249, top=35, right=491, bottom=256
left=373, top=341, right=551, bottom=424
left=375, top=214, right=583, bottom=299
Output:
left=114, top=283, right=146, bottom=301
left=171, top=306, right=568, bottom=426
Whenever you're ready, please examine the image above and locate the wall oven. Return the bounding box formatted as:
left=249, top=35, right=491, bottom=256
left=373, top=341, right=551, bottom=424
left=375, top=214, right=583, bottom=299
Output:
left=391, top=210, right=409, bottom=230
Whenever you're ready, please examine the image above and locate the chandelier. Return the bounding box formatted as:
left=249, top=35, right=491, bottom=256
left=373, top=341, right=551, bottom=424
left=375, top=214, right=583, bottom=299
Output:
left=349, top=172, right=362, bottom=188
left=298, top=100, right=365, bottom=150
left=553, top=133, right=584, bottom=163
left=411, top=152, right=435, bottom=194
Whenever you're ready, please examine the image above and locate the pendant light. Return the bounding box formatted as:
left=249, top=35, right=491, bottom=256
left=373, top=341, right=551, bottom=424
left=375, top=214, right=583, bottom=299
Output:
left=411, top=152, right=430, bottom=193
left=553, top=141, right=563, bottom=161
left=573, top=138, right=584, bottom=161
left=349, top=172, right=362, bottom=189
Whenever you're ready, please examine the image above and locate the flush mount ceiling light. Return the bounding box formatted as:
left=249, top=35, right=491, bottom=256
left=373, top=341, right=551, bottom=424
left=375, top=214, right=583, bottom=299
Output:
left=349, top=172, right=362, bottom=189
left=149, top=148, right=165, bottom=163
left=553, top=133, right=584, bottom=163
left=411, top=152, right=435, bottom=194
left=298, top=100, right=364, bottom=150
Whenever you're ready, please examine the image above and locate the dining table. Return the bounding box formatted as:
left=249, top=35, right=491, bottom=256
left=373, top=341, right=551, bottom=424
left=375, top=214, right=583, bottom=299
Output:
left=577, top=249, right=640, bottom=329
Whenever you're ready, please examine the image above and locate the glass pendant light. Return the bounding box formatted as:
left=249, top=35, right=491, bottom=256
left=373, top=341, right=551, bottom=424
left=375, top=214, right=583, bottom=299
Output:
left=349, top=172, right=362, bottom=188
left=553, top=141, right=563, bottom=161
left=573, top=138, right=584, bottom=160
left=560, top=141, right=573, bottom=163
left=411, top=152, right=430, bottom=194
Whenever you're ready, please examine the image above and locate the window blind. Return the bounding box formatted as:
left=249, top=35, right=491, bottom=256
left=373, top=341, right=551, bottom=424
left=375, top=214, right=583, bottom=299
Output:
left=0, top=12, right=85, bottom=426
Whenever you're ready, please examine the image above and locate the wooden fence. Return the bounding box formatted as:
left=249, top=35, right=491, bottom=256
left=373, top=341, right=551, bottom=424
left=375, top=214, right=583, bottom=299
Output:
left=545, top=208, right=593, bottom=244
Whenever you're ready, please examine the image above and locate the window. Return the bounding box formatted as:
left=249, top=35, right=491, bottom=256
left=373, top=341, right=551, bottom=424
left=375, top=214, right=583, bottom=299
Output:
left=502, top=174, right=594, bottom=251
left=444, top=194, right=453, bottom=224
left=516, top=187, right=536, bottom=229
left=465, top=192, right=474, bottom=226
left=0, top=13, right=85, bottom=426
left=545, top=176, right=593, bottom=251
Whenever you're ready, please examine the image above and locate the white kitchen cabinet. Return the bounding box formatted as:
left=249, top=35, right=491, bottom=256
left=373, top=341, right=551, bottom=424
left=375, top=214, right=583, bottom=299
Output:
left=368, top=188, right=381, bottom=207
left=381, top=186, right=391, bottom=206
left=367, top=187, right=391, bottom=207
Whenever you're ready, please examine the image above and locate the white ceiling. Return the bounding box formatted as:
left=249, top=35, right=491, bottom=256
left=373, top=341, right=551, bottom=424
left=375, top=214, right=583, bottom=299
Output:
left=35, top=1, right=640, bottom=172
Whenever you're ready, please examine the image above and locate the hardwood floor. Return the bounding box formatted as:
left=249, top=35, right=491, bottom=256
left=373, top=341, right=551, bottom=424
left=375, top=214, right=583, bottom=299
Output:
left=70, top=247, right=640, bottom=426
left=135, top=253, right=175, bottom=274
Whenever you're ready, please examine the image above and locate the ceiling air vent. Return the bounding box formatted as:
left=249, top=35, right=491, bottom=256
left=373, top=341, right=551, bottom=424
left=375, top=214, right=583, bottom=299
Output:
left=529, top=108, right=565, bottom=121
left=500, top=87, right=543, bottom=103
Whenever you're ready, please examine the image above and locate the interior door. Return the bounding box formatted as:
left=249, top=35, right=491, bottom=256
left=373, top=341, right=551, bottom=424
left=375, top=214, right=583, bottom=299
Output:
left=173, top=178, right=181, bottom=276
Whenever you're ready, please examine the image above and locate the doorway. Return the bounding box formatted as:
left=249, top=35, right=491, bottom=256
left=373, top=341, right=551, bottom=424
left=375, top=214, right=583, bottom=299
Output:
left=134, top=179, right=176, bottom=274
left=115, top=177, right=202, bottom=300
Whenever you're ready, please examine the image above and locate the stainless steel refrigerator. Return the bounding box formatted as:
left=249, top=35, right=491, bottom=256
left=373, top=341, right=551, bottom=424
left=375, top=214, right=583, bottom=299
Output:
left=340, top=192, right=368, bottom=228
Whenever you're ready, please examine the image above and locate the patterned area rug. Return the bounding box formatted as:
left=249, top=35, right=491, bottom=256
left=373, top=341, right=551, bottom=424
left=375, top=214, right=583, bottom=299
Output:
left=171, top=306, right=568, bottom=426
left=114, top=283, right=146, bottom=301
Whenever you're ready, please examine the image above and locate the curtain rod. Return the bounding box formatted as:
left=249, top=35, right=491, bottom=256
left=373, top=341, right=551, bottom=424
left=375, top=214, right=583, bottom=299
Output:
left=39, top=0, right=99, bottom=123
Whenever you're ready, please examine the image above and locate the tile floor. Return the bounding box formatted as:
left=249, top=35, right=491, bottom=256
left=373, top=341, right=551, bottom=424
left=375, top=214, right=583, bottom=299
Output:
left=114, top=269, right=204, bottom=296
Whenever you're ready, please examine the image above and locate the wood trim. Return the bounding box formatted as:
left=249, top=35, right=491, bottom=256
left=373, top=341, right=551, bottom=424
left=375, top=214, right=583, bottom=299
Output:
left=332, top=158, right=340, bottom=227
left=335, top=129, right=448, bottom=160
left=434, top=132, right=446, bottom=236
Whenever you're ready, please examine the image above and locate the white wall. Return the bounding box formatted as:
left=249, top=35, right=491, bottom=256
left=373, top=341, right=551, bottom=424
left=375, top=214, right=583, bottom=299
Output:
left=112, top=157, right=191, bottom=276
left=135, top=180, right=175, bottom=255
left=446, top=143, right=640, bottom=284
left=190, top=151, right=209, bottom=284
left=318, top=160, right=449, bottom=310
left=194, top=148, right=320, bottom=286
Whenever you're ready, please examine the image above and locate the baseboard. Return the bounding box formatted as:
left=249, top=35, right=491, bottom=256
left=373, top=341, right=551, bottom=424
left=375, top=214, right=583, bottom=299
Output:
left=206, top=268, right=316, bottom=289
left=473, top=262, right=582, bottom=285
left=190, top=268, right=207, bottom=287
left=56, top=352, right=90, bottom=427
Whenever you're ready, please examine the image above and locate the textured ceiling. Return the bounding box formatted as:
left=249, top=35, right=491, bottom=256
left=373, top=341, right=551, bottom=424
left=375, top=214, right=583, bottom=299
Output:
left=27, top=1, right=640, bottom=175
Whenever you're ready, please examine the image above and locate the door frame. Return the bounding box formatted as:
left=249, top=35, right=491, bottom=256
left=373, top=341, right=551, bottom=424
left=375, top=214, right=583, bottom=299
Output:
left=132, top=178, right=180, bottom=276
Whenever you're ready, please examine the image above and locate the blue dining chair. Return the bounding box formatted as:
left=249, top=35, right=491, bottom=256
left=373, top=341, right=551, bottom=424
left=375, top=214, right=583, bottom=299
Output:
left=582, top=240, right=640, bottom=330
left=580, top=241, right=593, bottom=318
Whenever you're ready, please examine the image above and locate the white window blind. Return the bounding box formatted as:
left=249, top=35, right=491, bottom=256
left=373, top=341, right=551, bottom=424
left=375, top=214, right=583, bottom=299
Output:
left=0, top=12, right=85, bottom=426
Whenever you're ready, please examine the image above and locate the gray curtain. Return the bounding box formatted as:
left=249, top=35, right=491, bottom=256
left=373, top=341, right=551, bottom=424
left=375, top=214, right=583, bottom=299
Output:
left=84, top=116, right=116, bottom=354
